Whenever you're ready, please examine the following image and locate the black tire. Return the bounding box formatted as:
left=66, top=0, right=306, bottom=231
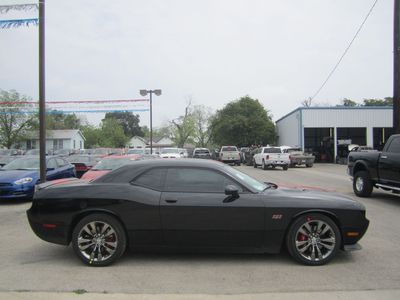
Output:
left=253, top=159, right=257, bottom=168
left=262, top=160, right=267, bottom=170
left=306, top=163, right=313, bottom=168
left=72, top=213, right=127, bottom=266
left=353, top=171, right=373, bottom=197
left=283, top=165, right=288, bottom=171
left=286, top=213, right=341, bottom=266
left=236, top=161, right=241, bottom=166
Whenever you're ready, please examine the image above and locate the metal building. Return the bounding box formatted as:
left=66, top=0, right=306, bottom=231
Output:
left=276, top=106, right=393, bottom=163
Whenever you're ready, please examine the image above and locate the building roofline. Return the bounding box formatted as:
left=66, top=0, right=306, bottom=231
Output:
left=275, top=106, right=393, bottom=123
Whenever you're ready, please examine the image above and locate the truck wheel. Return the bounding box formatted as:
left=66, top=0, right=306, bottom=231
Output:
left=283, top=165, right=288, bottom=171
left=262, top=160, right=267, bottom=170
left=353, top=171, right=373, bottom=197
left=306, top=163, right=313, bottom=168
left=253, top=159, right=257, bottom=168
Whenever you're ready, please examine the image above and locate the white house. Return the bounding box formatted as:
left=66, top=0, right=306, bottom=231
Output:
left=276, top=106, right=393, bottom=163
left=22, top=130, right=86, bottom=151
left=128, top=136, right=174, bottom=149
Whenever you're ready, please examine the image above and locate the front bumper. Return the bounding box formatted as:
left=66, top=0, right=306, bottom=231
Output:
left=0, top=184, right=34, bottom=200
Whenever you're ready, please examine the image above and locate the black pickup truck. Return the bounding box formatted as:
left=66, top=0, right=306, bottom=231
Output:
left=348, top=134, right=400, bottom=197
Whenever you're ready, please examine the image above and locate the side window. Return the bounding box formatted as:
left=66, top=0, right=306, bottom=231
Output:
left=132, top=168, right=166, bottom=190
left=386, top=137, right=400, bottom=153
left=165, top=168, right=241, bottom=193
left=56, top=158, right=66, bottom=167
left=47, top=159, right=58, bottom=169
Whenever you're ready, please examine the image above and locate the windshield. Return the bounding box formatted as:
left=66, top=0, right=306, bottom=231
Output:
left=264, top=148, right=282, bottom=154
left=221, top=146, right=238, bottom=152
left=161, top=148, right=180, bottom=154
left=93, top=149, right=109, bottom=155
left=222, top=165, right=268, bottom=192
left=2, top=157, right=40, bottom=170
left=26, top=149, right=40, bottom=155
left=67, top=156, right=91, bottom=163
left=92, top=158, right=134, bottom=170
left=194, top=149, right=210, bottom=154
left=127, top=149, right=145, bottom=154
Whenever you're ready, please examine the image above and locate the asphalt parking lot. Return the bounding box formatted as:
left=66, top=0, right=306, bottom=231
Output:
left=0, top=163, right=399, bottom=297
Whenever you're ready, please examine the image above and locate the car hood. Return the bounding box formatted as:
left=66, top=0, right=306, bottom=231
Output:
left=0, top=170, right=39, bottom=183
left=265, top=186, right=364, bottom=210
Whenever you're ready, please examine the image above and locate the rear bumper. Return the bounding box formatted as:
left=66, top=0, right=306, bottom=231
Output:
left=26, top=209, right=70, bottom=245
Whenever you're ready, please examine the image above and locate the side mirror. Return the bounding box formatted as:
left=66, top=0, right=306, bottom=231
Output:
left=225, top=185, right=239, bottom=197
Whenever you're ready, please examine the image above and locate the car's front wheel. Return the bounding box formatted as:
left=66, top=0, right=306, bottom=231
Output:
left=253, top=159, right=257, bottom=168
left=286, top=213, right=341, bottom=266
left=72, top=213, right=127, bottom=266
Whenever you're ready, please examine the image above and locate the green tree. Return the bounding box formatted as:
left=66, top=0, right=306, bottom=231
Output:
left=100, top=118, right=129, bottom=147
left=340, top=98, right=358, bottom=107
left=103, top=111, right=143, bottom=137
left=192, top=104, right=213, bottom=147
left=363, top=97, right=393, bottom=106
left=210, top=96, right=276, bottom=146
left=0, top=89, right=37, bottom=148
left=80, top=125, right=102, bottom=148
left=170, top=102, right=196, bottom=148
left=45, top=111, right=81, bottom=130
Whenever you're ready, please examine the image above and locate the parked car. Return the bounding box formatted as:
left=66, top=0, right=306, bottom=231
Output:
left=284, top=148, right=315, bottom=168
left=66, top=155, right=100, bottom=178
left=159, top=148, right=183, bottom=159
left=219, top=146, right=241, bottom=165
left=53, top=149, right=73, bottom=157
left=253, top=147, right=290, bottom=170
left=0, top=156, right=75, bottom=200
left=0, top=149, right=20, bottom=156
left=127, top=148, right=150, bottom=155
left=80, top=155, right=140, bottom=181
left=0, top=155, right=19, bottom=167
left=348, top=134, right=400, bottom=197
left=91, top=148, right=112, bottom=158
left=192, top=148, right=212, bottom=159
left=28, top=159, right=369, bottom=267
left=239, top=147, right=249, bottom=163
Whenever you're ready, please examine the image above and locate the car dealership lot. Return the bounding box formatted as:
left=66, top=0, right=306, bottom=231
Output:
left=0, top=164, right=399, bottom=295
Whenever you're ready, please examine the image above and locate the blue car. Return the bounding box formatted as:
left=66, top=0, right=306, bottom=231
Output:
left=0, top=156, right=76, bottom=200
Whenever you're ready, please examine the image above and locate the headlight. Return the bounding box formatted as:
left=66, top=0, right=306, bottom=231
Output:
left=14, top=177, right=33, bottom=185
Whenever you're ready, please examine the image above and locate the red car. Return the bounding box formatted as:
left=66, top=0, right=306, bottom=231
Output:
left=81, top=155, right=141, bottom=181
left=66, top=155, right=100, bottom=178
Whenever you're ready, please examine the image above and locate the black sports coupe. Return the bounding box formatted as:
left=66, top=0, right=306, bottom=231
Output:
left=27, top=159, right=369, bottom=266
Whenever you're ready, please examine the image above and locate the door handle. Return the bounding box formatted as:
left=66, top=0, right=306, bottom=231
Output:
left=381, top=155, right=387, bottom=159
left=165, top=199, right=177, bottom=203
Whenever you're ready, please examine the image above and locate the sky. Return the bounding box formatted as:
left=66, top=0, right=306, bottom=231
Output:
left=0, top=0, right=394, bottom=128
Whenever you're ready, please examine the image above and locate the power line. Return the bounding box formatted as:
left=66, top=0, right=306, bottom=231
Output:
left=310, top=0, right=379, bottom=101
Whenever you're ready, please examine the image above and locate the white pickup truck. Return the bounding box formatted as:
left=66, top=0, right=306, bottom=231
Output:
left=253, top=147, right=290, bottom=170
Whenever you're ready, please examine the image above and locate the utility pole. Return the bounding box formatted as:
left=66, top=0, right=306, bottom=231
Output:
left=394, top=0, right=400, bottom=133
left=39, top=0, right=46, bottom=182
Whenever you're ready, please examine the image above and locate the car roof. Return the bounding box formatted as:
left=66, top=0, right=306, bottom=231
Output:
left=95, top=159, right=227, bottom=182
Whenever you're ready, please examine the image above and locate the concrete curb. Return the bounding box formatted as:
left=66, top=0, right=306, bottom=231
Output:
left=0, top=290, right=400, bottom=300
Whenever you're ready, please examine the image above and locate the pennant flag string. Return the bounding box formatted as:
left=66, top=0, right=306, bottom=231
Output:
left=0, top=18, right=38, bottom=29
left=0, top=3, right=39, bottom=14
left=0, top=109, right=150, bottom=115
left=0, top=99, right=149, bottom=105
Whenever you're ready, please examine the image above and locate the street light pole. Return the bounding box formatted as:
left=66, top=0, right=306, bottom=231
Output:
left=139, top=89, right=162, bottom=154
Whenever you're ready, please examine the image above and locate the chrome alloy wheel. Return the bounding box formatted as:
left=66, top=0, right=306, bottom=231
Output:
left=295, top=219, right=336, bottom=262
left=355, top=177, right=364, bottom=192
left=77, top=221, right=118, bottom=263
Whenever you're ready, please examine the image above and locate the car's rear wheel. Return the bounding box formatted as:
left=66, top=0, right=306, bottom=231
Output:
left=253, top=159, right=257, bottom=168
left=283, top=165, right=288, bottom=171
left=286, top=213, right=341, bottom=266
left=72, top=214, right=127, bottom=266
left=353, top=171, right=373, bottom=197
left=306, top=163, right=313, bottom=168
